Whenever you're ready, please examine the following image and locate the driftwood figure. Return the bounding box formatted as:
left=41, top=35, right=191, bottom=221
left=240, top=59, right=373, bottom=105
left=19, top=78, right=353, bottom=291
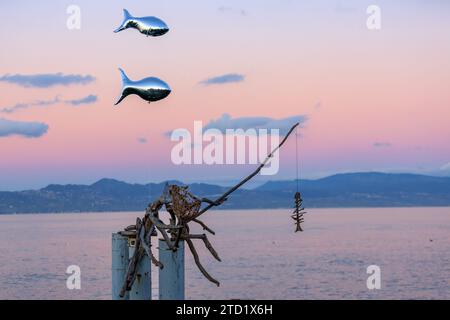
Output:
left=119, top=122, right=300, bottom=296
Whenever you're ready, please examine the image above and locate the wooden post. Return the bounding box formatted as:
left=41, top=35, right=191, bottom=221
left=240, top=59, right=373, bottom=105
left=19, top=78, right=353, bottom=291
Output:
left=112, top=233, right=129, bottom=300
left=128, top=236, right=152, bottom=300
left=159, top=239, right=185, bottom=300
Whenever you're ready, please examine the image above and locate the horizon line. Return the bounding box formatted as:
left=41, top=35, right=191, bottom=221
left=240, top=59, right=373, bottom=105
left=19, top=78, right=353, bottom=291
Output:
left=2, top=171, right=450, bottom=193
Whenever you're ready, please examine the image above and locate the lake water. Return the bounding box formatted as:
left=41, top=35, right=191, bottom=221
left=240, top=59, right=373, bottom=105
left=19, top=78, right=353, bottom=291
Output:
left=0, top=208, right=449, bottom=300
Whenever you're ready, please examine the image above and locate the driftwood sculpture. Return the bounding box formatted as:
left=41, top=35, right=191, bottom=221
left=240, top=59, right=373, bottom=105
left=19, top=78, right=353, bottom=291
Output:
left=119, top=122, right=300, bottom=296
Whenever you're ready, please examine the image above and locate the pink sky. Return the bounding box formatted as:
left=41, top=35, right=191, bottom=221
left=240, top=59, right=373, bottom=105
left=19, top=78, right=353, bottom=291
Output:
left=1, top=1, right=450, bottom=190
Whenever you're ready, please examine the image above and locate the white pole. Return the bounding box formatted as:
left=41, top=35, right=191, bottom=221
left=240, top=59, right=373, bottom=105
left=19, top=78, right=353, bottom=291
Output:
left=158, top=239, right=185, bottom=300
left=112, top=233, right=129, bottom=300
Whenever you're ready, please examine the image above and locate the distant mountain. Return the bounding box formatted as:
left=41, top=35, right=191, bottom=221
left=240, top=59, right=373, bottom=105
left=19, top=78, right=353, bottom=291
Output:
left=255, top=172, right=450, bottom=208
left=1, top=172, right=450, bottom=214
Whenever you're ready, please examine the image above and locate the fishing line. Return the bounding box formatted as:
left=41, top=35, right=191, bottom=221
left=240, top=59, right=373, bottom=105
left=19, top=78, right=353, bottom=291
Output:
left=296, top=125, right=299, bottom=193
left=292, top=124, right=305, bottom=233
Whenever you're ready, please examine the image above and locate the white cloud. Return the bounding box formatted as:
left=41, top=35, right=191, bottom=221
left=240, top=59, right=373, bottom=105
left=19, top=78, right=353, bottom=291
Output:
left=204, top=113, right=308, bottom=136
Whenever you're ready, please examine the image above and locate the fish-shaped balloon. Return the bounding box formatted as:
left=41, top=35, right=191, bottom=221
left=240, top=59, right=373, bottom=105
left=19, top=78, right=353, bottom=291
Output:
left=114, top=9, right=169, bottom=37
left=115, top=68, right=171, bottom=105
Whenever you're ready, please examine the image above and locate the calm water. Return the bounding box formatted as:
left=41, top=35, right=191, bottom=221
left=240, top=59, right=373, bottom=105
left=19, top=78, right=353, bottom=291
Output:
left=0, top=208, right=449, bottom=300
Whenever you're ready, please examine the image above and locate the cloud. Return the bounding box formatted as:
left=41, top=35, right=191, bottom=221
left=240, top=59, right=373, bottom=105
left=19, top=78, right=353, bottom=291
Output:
left=137, top=137, right=148, bottom=144
left=0, top=118, right=48, bottom=138
left=440, top=163, right=450, bottom=172
left=204, top=113, right=308, bottom=136
left=0, top=73, right=95, bottom=88
left=0, top=97, right=60, bottom=114
left=65, top=95, right=98, bottom=106
left=218, top=6, right=247, bottom=16
left=200, top=73, right=245, bottom=86
left=1, top=95, right=97, bottom=113
left=373, top=142, right=392, bottom=148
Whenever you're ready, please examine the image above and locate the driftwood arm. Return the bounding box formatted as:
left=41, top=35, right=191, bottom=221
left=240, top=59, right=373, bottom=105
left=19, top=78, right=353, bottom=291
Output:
left=200, top=197, right=227, bottom=207
left=192, top=218, right=215, bottom=235
left=197, top=122, right=300, bottom=217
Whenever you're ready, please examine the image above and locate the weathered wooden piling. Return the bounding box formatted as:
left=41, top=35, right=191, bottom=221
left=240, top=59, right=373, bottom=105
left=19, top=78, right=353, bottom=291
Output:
left=112, top=232, right=152, bottom=300
left=112, top=233, right=129, bottom=300
left=158, top=239, right=185, bottom=300
left=128, top=237, right=152, bottom=300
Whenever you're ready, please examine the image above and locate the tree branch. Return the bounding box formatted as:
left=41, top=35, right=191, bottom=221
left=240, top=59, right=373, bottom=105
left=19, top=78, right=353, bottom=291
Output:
left=197, top=122, right=300, bottom=216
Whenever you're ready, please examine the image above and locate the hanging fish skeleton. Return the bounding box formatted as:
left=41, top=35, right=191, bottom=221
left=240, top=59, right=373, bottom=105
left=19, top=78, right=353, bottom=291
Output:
left=292, top=191, right=306, bottom=232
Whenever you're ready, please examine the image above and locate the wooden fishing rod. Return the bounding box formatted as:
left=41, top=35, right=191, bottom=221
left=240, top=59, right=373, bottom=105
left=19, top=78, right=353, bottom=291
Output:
left=197, top=122, right=300, bottom=217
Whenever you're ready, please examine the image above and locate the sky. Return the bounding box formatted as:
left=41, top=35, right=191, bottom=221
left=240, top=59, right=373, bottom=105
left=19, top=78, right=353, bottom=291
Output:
left=0, top=0, right=450, bottom=190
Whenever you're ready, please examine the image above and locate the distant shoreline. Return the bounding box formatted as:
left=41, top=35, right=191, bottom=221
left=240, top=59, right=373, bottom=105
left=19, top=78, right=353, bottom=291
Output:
left=1, top=205, right=449, bottom=216
left=2, top=172, right=450, bottom=214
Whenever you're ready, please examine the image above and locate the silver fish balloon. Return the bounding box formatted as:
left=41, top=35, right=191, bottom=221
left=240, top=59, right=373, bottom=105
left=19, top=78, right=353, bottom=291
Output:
left=114, top=9, right=169, bottom=37
left=115, top=68, right=171, bottom=105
